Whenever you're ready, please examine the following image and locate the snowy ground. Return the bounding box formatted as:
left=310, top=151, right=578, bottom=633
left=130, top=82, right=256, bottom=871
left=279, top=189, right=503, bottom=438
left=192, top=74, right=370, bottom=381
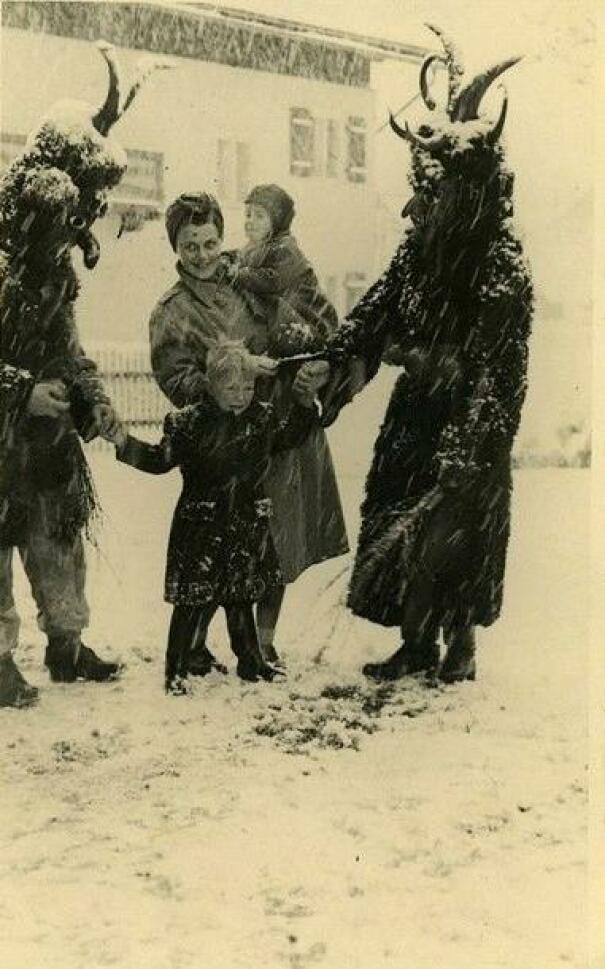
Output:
left=0, top=375, right=590, bottom=969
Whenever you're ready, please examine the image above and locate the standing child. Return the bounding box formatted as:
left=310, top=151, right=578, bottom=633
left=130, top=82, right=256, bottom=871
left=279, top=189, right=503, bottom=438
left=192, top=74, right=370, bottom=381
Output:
left=103, top=341, right=319, bottom=693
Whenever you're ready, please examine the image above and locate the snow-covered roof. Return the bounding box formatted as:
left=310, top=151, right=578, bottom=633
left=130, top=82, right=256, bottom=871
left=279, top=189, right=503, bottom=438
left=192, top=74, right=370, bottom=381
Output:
left=2, top=1, right=428, bottom=89
left=170, top=1, right=429, bottom=64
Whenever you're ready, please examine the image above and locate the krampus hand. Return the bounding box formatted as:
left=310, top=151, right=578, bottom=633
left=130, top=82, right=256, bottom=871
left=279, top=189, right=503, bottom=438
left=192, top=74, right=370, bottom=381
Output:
left=27, top=379, right=70, bottom=418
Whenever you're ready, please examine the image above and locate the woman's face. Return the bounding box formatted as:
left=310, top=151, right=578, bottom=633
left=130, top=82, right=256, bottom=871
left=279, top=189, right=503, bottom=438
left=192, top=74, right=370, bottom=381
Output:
left=244, top=204, right=273, bottom=244
left=176, top=221, right=222, bottom=276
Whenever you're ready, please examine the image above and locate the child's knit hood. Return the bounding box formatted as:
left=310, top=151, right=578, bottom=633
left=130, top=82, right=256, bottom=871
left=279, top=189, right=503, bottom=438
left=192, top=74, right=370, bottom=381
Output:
left=245, top=184, right=295, bottom=236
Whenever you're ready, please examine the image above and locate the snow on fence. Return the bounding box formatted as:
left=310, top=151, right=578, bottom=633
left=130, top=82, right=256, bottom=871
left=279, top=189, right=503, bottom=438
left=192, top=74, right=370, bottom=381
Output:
left=86, top=342, right=169, bottom=445
left=85, top=341, right=591, bottom=466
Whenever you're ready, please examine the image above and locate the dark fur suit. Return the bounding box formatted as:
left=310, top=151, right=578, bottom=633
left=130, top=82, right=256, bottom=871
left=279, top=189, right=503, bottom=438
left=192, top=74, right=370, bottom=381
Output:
left=323, top=27, right=534, bottom=678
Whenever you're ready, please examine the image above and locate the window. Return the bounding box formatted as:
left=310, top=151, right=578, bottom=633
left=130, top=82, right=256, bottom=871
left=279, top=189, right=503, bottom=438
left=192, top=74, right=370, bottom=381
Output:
left=290, top=107, right=315, bottom=177
left=346, top=116, right=367, bottom=183
left=116, top=149, right=164, bottom=206
left=344, top=272, right=367, bottom=314
left=326, top=120, right=340, bottom=178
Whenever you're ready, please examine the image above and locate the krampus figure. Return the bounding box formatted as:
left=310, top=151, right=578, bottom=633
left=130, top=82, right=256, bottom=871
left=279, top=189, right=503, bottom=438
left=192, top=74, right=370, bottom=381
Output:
left=0, top=42, right=167, bottom=706
left=320, top=26, right=534, bottom=682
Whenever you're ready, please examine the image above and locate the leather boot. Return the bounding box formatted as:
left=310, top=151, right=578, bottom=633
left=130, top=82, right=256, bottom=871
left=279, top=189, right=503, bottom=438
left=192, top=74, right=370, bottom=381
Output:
left=188, top=645, right=228, bottom=677
left=362, top=640, right=440, bottom=681
left=259, top=642, right=285, bottom=668
left=0, top=653, right=39, bottom=707
left=439, top=627, right=476, bottom=683
left=45, top=636, right=121, bottom=683
left=233, top=644, right=282, bottom=683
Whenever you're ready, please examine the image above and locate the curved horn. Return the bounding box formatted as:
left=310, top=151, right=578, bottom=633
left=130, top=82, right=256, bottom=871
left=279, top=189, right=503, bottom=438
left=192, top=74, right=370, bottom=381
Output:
left=425, top=23, right=464, bottom=112
left=485, top=85, right=509, bottom=145
left=92, top=41, right=121, bottom=136
left=388, top=113, right=447, bottom=154
left=120, top=56, right=174, bottom=120
left=453, top=56, right=521, bottom=122
left=419, top=54, right=445, bottom=110
left=388, top=112, right=413, bottom=142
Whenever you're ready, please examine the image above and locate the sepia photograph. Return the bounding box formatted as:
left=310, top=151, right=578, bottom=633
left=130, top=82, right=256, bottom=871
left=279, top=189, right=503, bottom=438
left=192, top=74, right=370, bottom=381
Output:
left=0, top=0, right=597, bottom=966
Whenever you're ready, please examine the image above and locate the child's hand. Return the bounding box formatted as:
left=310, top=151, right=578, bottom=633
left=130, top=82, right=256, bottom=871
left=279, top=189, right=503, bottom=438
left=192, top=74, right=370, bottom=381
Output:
left=218, top=254, right=239, bottom=283
left=99, top=412, right=127, bottom=449
left=249, top=354, right=278, bottom=378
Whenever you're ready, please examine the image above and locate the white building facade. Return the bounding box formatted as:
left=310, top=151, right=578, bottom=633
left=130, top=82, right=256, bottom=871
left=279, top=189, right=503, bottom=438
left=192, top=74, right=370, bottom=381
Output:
left=1, top=1, right=423, bottom=345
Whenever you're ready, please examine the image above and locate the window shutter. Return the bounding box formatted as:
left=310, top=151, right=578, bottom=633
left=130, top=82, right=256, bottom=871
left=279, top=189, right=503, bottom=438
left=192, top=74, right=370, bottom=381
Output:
left=290, top=107, right=315, bottom=178
left=326, top=120, right=340, bottom=178
left=346, top=116, right=367, bottom=183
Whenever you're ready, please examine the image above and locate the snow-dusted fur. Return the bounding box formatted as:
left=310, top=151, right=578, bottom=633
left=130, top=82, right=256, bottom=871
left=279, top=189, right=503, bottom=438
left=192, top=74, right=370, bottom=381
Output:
left=328, top=27, right=534, bottom=629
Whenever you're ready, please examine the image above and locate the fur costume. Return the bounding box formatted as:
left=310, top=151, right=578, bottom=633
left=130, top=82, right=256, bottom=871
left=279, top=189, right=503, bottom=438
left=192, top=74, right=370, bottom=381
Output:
left=324, top=26, right=534, bottom=630
left=0, top=42, right=168, bottom=544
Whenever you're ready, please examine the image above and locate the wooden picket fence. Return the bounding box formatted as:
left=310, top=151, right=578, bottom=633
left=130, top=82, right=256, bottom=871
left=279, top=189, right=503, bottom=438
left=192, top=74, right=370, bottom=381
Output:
left=86, top=342, right=169, bottom=445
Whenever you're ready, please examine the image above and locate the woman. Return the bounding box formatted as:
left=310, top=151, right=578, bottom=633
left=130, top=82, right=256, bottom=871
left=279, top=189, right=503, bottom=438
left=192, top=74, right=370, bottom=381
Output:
left=148, top=192, right=348, bottom=668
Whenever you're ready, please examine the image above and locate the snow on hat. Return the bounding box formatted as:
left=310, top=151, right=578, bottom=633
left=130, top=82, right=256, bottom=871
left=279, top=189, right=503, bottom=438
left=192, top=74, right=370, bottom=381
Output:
left=165, top=192, right=224, bottom=251
left=245, top=184, right=295, bottom=235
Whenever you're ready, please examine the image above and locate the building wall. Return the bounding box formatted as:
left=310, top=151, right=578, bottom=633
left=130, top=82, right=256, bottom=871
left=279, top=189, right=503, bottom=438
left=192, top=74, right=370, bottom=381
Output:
left=1, top=26, right=380, bottom=344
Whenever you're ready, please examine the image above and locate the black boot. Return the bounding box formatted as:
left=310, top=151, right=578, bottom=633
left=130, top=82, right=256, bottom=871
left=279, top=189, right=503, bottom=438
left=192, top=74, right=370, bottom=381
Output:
left=362, top=640, right=440, bottom=682
left=236, top=656, right=282, bottom=682
left=0, top=653, right=39, bottom=708
left=164, top=643, right=189, bottom=695
left=439, top=628, right=476, bottom=683
left=188, top=644, right=228, bottom=677
left=259, top=642, right=285, bottom=668
left=45, top=636, right=121, bottom=683
left=226, top=605, right=284, bottom=683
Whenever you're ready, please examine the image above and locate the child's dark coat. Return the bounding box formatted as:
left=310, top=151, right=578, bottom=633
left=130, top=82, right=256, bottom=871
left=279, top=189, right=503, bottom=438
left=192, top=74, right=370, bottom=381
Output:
left=117, top=397, right=318, bottom=607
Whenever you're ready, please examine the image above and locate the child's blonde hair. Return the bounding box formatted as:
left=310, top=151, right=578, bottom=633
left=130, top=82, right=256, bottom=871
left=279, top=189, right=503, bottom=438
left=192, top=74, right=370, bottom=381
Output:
left=206, top=339, right=256, bottom=390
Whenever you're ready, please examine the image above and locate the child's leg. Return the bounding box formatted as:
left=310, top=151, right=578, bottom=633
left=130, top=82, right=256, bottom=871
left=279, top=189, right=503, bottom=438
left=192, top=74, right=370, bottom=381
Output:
left=255, top=584, right=285, bottom=664
left=225, top=603, right=282, bottom=682
left=166, top=604, right=217, bottom=691
left=189, top=611, right=228, bottom=676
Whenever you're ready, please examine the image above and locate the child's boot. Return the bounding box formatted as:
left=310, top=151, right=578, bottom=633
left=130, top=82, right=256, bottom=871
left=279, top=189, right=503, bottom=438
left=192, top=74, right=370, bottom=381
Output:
left=188, top=644, right=228, bottom=677
left=227, top=606, right=284, bottom=682
left=164, top=640, right=190, bottom=695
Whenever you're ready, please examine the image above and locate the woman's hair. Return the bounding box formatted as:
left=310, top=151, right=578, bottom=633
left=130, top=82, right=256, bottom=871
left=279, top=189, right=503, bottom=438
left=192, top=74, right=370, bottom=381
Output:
left=206, top=339, right=256, bottom=390
left=165, top=192, right=224, bottom=251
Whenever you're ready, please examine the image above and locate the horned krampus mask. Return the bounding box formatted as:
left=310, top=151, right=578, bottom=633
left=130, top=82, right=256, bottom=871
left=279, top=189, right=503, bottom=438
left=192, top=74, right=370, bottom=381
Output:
left=390, top=25, right=521, bottom=259
left=0, top=41, right=169, bottom=274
